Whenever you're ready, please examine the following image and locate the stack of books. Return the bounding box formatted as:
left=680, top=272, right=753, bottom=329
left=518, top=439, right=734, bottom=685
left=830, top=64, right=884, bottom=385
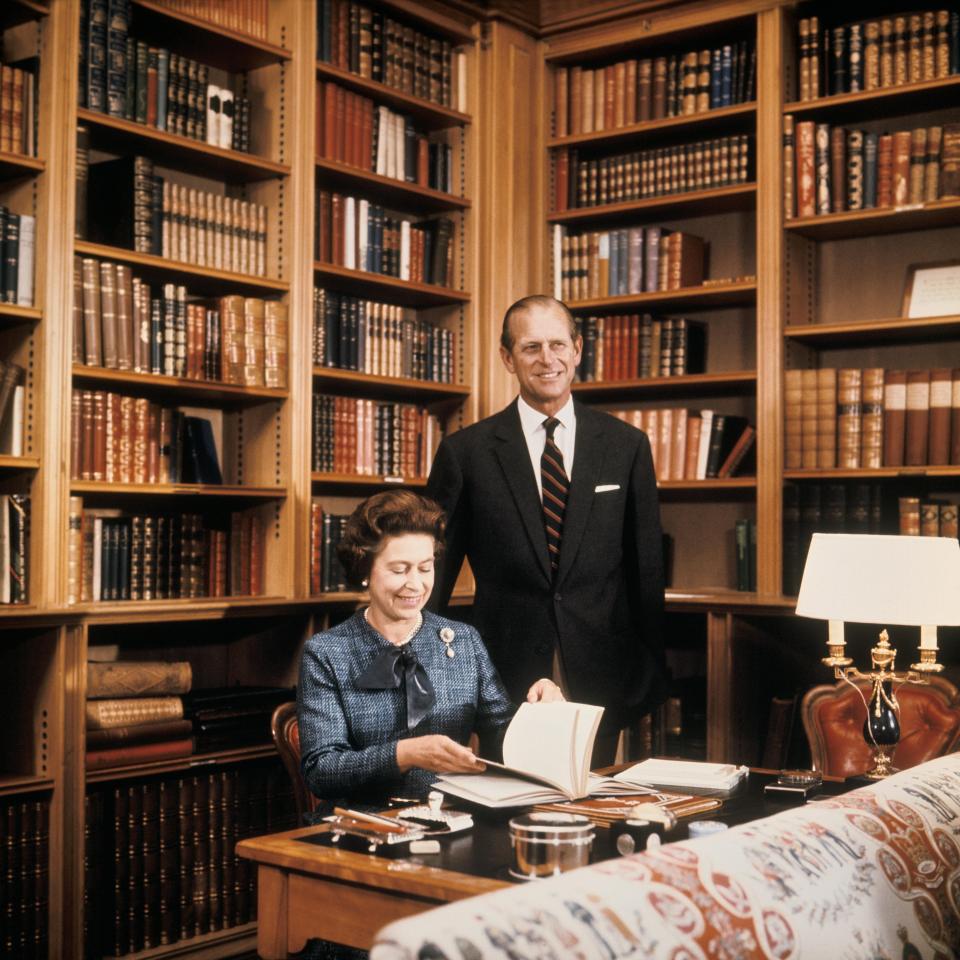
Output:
left=0, top=60, right=38, bottom=157
left=185, top=686, right=294, bottom=753
left=0, top=796, right=48, bottom=956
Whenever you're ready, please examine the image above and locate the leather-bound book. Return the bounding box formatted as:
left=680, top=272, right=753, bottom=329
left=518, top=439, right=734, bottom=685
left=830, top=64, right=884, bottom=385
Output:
left=909, top=126, right=927, bottom=204
left=848, top=21, right=863, bottom=91
left=80, top=257, right=102, bottom=366
left=695, top=49, right=710, bottom=112
left=637, top=58, right=652, bottom=122
left=847, top=483, right=872, bottom=534
left=925, top=125, right=942, bottom=201
left=783, top=115, right=795, bottom=219
left=86, top=696, right=184, bottom=730
left=158, top=780, right=179, bottom=945
left=836, top=368, right=863, bottom=469
left=177, top=777, right=195, bottom=940
left=940, top=502, right=959, bottom=539
left=652, top=57, right=667, bottom=119
left=808, top=17, right=820, bottom=98
left=624, top=59, right=637, bottom=125
left=799, top=483, right=822, bottom=565
left=860, top=367, right=884, bottom=469
left=569, top=65, right=582, bottom=135
left=846, top=128, right=864, bottom=211
left=891, top=129, right=912, bottom=205
left=88, top=661, right=192, bottom=698
left=795, top=120, right=816, bottom=216
left=941, top=124, right=960, bottom=199
left=798, top=18, right=811, bottom=101
left=864, top=20, right=880, bottom=90
left=593, top=67, right=605, bottom=132
left=554, top=65, right=568, bottom=137
left=936, top=10, right=950, bottom=77
left=893, top=16, right=908, bottom=85
left=581, top=67, right=594, bottom=135
left=110, top=786, right=130, bottom=956
left=681, top=51, right=697, bottom=115
left=905, top=369, right=931, bottom=465
left=784, top=369, right=802, bottom=469
left=951, top=369, right=960, bottom=464
left=920, top=502, right=941, bottom=536
left=880, top=18, right=894, bottom=87
left=814, top=123, right=831, bottom=213
left=863, top=132, right=878, bottom=208
left=928, top=367, right=952, bottom=464
left=829, top=125, right=845, bottom=211
left=799, top=368, right=818, bottom=469
left=908, top=14, right=922, bottom=82
left=98, top=261, right=118, bottom=370
left=922, top=11, right=936, bottom=80
left=822, top=482, right=845, bottom=532
left=816, top=367, right=837, bottom=469
left=877, top=133, right=894, bottom=206
left=665, top=232, right=705, bottom=290
left=830, top=25, right=846, bottom=94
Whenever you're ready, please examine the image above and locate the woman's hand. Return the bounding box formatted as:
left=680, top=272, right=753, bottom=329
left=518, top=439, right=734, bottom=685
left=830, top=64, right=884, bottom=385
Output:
left=396, top=734, right=486, bottom=774
left=526, top=678, right=565, bottom=703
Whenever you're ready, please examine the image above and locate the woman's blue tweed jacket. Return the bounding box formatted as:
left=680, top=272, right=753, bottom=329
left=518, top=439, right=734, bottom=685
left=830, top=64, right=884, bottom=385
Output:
left=297, top=609, right=514, bottom=811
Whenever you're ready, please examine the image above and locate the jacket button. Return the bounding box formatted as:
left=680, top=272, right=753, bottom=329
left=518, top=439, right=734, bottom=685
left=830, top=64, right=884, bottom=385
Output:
left=554, top=593, right=562, bottom=602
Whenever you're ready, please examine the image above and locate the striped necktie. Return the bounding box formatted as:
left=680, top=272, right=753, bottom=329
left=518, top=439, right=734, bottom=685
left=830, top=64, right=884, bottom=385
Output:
left=541, top=417, right=568, bottom=578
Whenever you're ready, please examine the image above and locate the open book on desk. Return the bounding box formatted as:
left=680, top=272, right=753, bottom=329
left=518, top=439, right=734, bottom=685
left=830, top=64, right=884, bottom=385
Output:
left=433, top=701, right=609, bottom=808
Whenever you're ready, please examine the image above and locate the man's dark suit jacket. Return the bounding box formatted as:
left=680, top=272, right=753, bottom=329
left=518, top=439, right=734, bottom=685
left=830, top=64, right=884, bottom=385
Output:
left=426, top=398, right=667, bottom=731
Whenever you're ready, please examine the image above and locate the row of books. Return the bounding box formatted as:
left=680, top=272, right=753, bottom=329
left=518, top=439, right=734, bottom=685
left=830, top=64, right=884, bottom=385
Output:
left=71, top=392, right=229, bottom=485
left=553, top=135, right=751, bottom=212
left=68, top=504, right=264, bottom=604
left=312, top=288, right=456, bottom=383
left=785, top=120, right=960, bottom=220
left=785, top=368, right=960, bottom=471
left=0, top=208, right=35, bottom=307
left=783, top=482, right=885, bottom=594
left=552, top=40, right=756, bottom=138
left=552, top=225, right=706, bottom=303
left=899, top=495, right=960, bottom=538
left=312, top=394, right=442, bottom=479
left=310, top=505, right=349, bottom=593
left=78, top=7, right=251, bottom=152
left=84, top=762, right=294, bottom=958
left=81, top=155, right=269, bottom=276
left=73, top=262, right=289, bottom=388
left=734, top=518, right=757, bottom=592
left=144, top=0, right=269, bottom=39
left=0, top=61, right=37, bottom=157
left=317, top=80, right=454, bottom=193
left=0, top=797, right=47, bottom=960
left=610, top=408, right=755, bottom=481
left=317, top=0, right=466, bottom=112
left=316, top=191, right=455, bottom=287
left=575, top=315, right=706, bottom=382
left=795, top=11, right=960, bottom=102
left=0, top=494, right=29, bottom=604
left=0, top=359, right=24, bottom=456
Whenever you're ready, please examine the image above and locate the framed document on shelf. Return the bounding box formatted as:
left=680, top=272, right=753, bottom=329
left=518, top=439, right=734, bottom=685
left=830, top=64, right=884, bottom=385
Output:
left=902, top=260, right=960, bottom=319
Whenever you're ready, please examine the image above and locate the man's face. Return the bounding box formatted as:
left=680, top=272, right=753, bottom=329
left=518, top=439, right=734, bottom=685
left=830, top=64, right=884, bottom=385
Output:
left=499, top=304, right=582, bottom=416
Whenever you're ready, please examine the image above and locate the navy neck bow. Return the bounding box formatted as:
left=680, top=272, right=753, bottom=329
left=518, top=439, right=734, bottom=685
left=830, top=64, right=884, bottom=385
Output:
left=356, top=641, right=436, bottom=731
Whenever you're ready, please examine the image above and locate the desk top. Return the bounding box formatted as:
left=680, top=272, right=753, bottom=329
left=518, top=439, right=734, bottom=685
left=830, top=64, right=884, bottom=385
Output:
left=236, top=770, right=854, bottom=903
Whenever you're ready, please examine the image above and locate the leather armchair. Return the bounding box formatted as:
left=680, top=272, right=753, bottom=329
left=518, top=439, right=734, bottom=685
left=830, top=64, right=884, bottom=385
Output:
left=271, top=701, right=321, bottom=823
left=801, top=675, right=960, bottom=778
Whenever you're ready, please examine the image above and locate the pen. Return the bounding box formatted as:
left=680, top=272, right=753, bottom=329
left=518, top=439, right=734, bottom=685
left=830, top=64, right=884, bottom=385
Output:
left=332, top=806, right=401, bottom=829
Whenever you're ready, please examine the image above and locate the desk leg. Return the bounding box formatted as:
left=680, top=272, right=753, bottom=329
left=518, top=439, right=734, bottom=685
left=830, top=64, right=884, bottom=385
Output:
left=257, top=865, right=289, bottom=960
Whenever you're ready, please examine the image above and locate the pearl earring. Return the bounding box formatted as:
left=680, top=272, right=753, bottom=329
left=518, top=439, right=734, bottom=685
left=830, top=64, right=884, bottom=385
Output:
left=362, top=579, right=369, bottom=587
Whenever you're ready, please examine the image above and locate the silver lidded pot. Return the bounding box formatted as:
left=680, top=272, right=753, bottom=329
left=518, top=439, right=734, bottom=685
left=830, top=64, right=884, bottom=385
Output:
left=508, top=812, right=595, bottom=880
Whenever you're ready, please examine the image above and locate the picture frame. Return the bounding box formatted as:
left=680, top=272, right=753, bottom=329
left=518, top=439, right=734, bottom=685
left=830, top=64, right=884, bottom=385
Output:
left=902, top=260, right=960, bottom=319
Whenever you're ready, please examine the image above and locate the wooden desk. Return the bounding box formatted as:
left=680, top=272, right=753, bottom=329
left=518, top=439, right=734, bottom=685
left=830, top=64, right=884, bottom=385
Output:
left=236, top=823, right=509, bottom=957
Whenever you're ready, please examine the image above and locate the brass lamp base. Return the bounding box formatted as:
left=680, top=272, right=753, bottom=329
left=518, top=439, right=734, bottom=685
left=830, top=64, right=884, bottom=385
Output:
left=865, top=747, right=897, bottom=780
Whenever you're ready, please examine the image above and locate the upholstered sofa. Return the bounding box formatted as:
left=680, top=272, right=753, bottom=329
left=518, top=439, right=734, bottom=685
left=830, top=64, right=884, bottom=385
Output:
left=371, top=754, right=960, bottom=959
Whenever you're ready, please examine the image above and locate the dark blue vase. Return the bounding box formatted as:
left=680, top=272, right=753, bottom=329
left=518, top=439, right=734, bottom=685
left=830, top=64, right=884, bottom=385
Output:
left=864, top=680, right=900, bottom=747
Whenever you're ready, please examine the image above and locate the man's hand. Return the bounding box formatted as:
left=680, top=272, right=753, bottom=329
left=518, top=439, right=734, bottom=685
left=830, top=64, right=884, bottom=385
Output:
left=526, top=678, right=565, bottom=703
left=396, top=735, right=486, bottom=774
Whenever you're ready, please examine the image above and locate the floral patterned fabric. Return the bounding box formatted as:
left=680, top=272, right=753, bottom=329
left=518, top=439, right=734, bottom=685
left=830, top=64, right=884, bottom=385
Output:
left=371, top=754, right=960, bottom=959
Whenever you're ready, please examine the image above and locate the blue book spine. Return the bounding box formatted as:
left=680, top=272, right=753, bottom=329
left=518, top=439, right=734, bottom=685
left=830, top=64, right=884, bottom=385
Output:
left=87, top=0, right=108, bottom=113
left=124, top=36, right=136, bottom=119
left=862, top=132, right=878, bottom=209
left=710, top=48, right=722, bottom=108
left=721, top=44, right=733, bottom=107
left=644, top=227, right=661, bottom=293
left=106, top=0, right=128, bottom=118
left=616, top=230, right=628, bottom=296
left=156, top=49, right=169, bottom=130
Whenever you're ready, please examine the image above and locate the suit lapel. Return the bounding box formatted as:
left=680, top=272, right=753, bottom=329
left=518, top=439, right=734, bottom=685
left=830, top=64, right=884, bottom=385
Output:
left=493, top=403, right=552, bottom=584
left=557, top=404, right=607, bottom=586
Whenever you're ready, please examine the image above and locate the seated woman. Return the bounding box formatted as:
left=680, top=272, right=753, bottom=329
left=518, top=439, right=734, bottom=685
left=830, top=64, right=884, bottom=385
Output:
left=298, top=489, right=562, bottom=815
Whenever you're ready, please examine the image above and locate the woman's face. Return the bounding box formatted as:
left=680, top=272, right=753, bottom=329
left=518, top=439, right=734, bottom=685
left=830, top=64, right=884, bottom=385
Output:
left=367, top=533, right=436, bottom=629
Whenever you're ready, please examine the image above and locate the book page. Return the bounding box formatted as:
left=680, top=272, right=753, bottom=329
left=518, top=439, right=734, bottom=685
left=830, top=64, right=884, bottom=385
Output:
left=499, top=702, right=580, bottom=796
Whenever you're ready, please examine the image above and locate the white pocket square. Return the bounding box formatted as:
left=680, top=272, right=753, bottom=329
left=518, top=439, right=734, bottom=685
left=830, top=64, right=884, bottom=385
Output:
left=594, top=484, right=620, bottom=493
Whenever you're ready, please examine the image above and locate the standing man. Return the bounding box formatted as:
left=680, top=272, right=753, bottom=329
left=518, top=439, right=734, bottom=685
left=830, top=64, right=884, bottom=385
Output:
left=426, top=295, right=667, bottom=763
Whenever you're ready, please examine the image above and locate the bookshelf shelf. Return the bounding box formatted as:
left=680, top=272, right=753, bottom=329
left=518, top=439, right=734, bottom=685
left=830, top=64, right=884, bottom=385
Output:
left=311, top=471, right=428, bottom=489
left=547, top=102, right=756, bottom=151
left=0, top=303, right=42, bottom=326
left=84, top=744, right=277, bottom=784
left=0, top=775, right=54, bottom=799
left=77, top=109, right=290, bottom=183
left=314, top=261, right=471, bottom=307
left=314, top=156, right=470, bottom=213
left=70, top=482, right=287, bottom=500
left=0, top=455, right=40, bottom=472
left=784, top=467, right=960, bottom=481
left=129, top=0, right=291, bottom=71
left=549, top=184, right=757, bottom=225
left=569, top=280, right=756, bottom=313
left=313, top=366, right=471, bottom=401
left=315, top=61, right=471, bottom=131
left=784, top=75, right=960, bottom=122
left=75, top=241, right=290, bottom=295
left=0, top=0, right=48, bottom=29
left=308, top=590, right=366, bottom=604
left=72, top=365, right=289, bottom=407
left=105, top=922, right=258, bottom=960
left=658, top=477, right=757, bottom=498
left=572, top=370, right=757, bottom=398
left=665, top=588, right=794, bottom=612
left=0, top=151, right=44, bottom=180
left=784, top=315, right=960, bottom=347
left=784, top=200, right=960, bottom=241
left=78, top=595, right=292, bottom=625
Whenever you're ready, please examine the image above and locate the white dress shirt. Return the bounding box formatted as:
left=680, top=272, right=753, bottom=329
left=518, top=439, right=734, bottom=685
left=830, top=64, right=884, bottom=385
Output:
left=516, top=395, right=576, bottom=499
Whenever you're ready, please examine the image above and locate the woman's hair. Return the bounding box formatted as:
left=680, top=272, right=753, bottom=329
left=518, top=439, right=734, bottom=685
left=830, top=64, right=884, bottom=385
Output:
left=336, top=490, right=446, bottom=586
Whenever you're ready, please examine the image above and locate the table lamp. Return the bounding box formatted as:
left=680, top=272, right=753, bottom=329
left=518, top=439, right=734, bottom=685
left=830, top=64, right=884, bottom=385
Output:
left=795, top=533, right=960, bottom=778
